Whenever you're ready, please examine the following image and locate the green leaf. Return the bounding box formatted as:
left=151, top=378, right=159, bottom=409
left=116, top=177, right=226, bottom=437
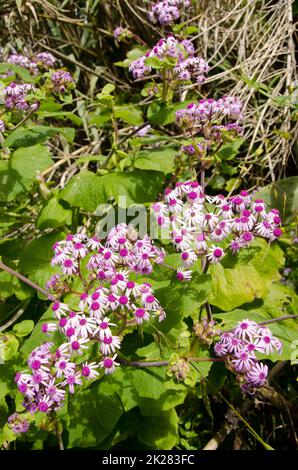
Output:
left=67, top=385, right=123, bottom=448
left=0, top=144, right=53, bottom=202
left=130, top=368, right=166, bottom=400
left=36, top=111, right=82, bottom=126
left=5, top=125, right=74, bottom=149
left=147, top=101, right=193, bottom=126
left=256, top=176, right=298, bottom=223
left=144, top=57, right=162, bottom=69
left=137, top=409, right=179, bottom=449
left=208, top=239, right=284, bottom=311
left=101, top=83, right=115, bottom=95
left=114, top=47, right=147, bottom=68
left=157, top=273, right=212, bottom=326
left=19, top=232, right=64, bottom=292
left=36, top=197, right=71, bottom=230
left=216, top=139, right=244, bottom=160
left=132, top=146, right=177, bottom=174
left=114, top=104, right=143, bottom=126
left=99, top=170, right=164, bottom=206
left=59, top=171, right=104, bottom=212
left=1, top=335, right=19, bottom=361
left=0, top=62, right=35, bottom=83
left=13, top=320, right=34, bottom=337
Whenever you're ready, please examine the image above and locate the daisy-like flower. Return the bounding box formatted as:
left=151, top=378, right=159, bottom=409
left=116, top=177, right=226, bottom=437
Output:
left=142, top=294, right=160, bottom=311
left=41, top=322, right=58, bottom=336
left=232, top=350, right=255, bottom=372
left=246, top=362, right=268, bottom=386
left=100, top=335, right=121, bottom=355
left=76, top=315, right=97, bottom=338
left=180, top=249, right=197, bottom=267
left=81, top=362, right=99, bottom=380
left=176, top=268, right=192, bottom=282
left=93, top=317, right=116, bottom=340
left=61, top=258, right=78, bottom=275
left=233, top=319, right=258, bottom=341
left=207, top=246, right=224, bottom=263
left=63, top=372, right=82, bottom=393
left=71, top=241, right=88, bottom=258
left=52, top=301, right=69, bottom=319
left=214, top=342, right=227, bottom=357
left=45, top=379, right=66, bottom=403
left=134, top=307, right=150, bottom=324
left=203, top=213, right=219, bottom=230
left=255, top=220, right=273, bottom=238
left=69, top=338, right=89, bottom=355
left=55, top=359, right=76, bottom=379
left=37, top=395, right=54, bottom=413
left=99, top=355, right=119, bottom=375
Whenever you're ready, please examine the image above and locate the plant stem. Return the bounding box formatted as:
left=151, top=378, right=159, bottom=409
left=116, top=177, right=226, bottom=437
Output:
left=54, top=421, right=64, bottom=451
left=10, top=106, right=36, bottom=132
left=258, top=314, right=298, bottom=326
left=118, top=356, right=222, bottom=368
left=0, top=261, right=49, bottom=298
left=0, top=299, right=31, bottom=332
left=0, top=132, right=10, bottom=156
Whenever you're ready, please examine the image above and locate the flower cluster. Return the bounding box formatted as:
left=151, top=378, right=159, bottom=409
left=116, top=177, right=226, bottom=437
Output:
left=214, top=319, right=282, bottom=393
left=113, top=27, right=133, bottom=41
left=3, top=82, right=35, bottom=111
left=50, top=70, right=75, bottom=94
left=151, top=181, right=282, bottom=280
left=148, top=0, right=190, bottom=25
left=176, top=97, right=243, bottom=131
left=7, top=413, right=30, bottom=434
left=129, top=36, right=209, bottom=84
left=7, top=51, right=56, bottom=73
left=15, top=224, right=166, bottom=416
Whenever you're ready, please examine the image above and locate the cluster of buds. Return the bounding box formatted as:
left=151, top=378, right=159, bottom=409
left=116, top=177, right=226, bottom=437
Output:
left=214, top=319, right=282, bottom=393
left=50, top=70, right=75, bottom=94
left=113, top=27, right=133, bottom=41
left=129, top=36, right=209, bottom=84
left=7, top=51, right=56, bottom=74
left=3, top=82, right=35, bottom=111
left=7, top=413, right=30, bottom=434
left=193, top=318, right=221, bottom=346
left=148, top=0, right=190, bottom=25
left=15, top=224, right=166, bottom=417
left=151, top=181, right=282, bottom=280
left=168, top=356, right=191, bottom=381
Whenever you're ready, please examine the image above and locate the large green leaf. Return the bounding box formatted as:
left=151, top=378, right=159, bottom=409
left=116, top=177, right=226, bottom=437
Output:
left=130, top=367, right=166, bottom=400
left=147, top=100, right=193, bottom=126
left=60, top=170, right=164, bottom=211
left=100, top=171, right=164, bottom=206
left=114, top=104, right=143, bottom=126
left=132, top=146, right=177, bottom=174
left=0, top=144, right=53, bottom=202
left=208, top=239, right=284, bottom=311
left=137, top=409, right=179, bottom=449
left=59, top=171, right=104, bottom=212
left=18, top=232, right=64, bottom=292
left=5, top=125, right=74, bottom=149
left=36, top=197, right=71, bottom=230
left=256, top=176, right=298, bottom=223
left=156, top=272, right=212, bottom=325
left=67, top=385, right=123, bottom=448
